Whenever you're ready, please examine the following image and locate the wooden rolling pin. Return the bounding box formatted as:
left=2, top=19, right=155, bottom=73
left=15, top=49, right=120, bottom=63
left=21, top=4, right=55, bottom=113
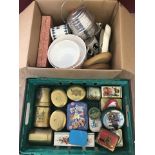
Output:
left=82, top=52, right=112, bottom=68
left=83, top=63, right=110, bottom=69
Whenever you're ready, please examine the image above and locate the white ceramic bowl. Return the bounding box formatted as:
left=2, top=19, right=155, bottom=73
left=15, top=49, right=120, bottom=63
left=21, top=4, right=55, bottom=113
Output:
left=48, top=34, right=87, bottom=69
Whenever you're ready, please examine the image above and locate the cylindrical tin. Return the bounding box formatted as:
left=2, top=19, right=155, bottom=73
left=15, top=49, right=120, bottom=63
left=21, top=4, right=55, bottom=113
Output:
left=87, top=87, right=101, bottom=100
left=102, top=108, right=125, bottom=130
left=50, top=110, right=66, bottom=131
left=36, top=87, right=51, bottom=107
left=34, top=107, right=50, bottom=127
left=28, top=129, right=52, bottom=144
left=67, top=85, right=86, bottom=101
left=51, top=89, right=68, bottom=107
left=67, top=7, right=98, bottom=40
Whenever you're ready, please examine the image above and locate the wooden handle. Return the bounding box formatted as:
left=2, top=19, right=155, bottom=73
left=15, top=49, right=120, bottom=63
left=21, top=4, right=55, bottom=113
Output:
left=83, top=52, right=112, bottom=67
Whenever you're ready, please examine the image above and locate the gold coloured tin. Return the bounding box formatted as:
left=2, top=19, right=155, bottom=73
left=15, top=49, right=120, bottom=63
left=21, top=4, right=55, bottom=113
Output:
left=87, top=87, right=101, bottom=100
left=28, top=129, right=52, bottom=144
left=51, top=89, right=67, bottom=107
left=50, top=110, right=66, bottom=131
left=67, top=85, right=86, bottom=101
left=36, top=87, right=51, bottom=106
left=34, top=107, right=50, bottom=127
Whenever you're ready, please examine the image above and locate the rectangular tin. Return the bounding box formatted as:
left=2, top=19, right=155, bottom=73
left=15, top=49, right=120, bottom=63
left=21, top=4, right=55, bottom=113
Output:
left=101, top=86, right=122, bottom=98
left=100, top=98, right=122, bottom=110
left=54, top=132, right=95, bottom=147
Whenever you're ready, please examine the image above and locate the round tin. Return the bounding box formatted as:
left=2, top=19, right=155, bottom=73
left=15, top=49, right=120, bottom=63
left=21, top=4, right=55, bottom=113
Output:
left=50, top=110, right=66, bottom=131
left=102, top=108, right=125, bottom=130
left=36, top=87, right=51, bottom=106
left=67, top=85, right=86, bottom=101
left=34, top=107, right=50, bottom=127
left=28, top=129, right=52, bottom=144
left=88, top=107, right=101, bottom=119
left=87, top=87, right=101, bottom=100
left=51, top=89, right=67, bottom=107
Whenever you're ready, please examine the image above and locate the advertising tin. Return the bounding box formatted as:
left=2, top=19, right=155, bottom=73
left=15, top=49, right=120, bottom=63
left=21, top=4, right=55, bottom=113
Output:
left=67, top=102, right=88, bottom=130
left=102, top=108, right=125, bottom=130
left=100, top=98, right=122, bottom=111
left=101, top=86, right=122, bottom=98
left=54, top=132, right=95, bottom=147
left=96, top=128, right=119, bottom=152
left=34, top=107, right=50, bottom=127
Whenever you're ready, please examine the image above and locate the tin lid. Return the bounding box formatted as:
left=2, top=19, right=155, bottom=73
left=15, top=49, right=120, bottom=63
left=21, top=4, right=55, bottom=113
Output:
left=51, top=89, right=67, bottom=107
left=88, top=107, right=101, bottom=119
left=67, top=85, right=86, bottom=101
left=50, top=110, right=66, bottom=131
left=102, top=108, right=125, bottom=130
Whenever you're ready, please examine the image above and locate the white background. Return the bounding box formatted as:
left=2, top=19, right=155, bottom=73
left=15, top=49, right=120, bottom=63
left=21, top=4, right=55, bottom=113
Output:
left=0, top=0, right=155, bottom=154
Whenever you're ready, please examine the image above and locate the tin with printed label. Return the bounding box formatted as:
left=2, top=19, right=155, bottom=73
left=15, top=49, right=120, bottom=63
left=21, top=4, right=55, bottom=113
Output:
left=102, top=108, right=125, bottom=130
left=34, top=107, right=50, bottom=127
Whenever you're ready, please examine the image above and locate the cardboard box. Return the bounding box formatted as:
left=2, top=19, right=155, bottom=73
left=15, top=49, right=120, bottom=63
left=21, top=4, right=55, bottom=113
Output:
left=19, top=0, right=135, bottom=125
left=19, top=0, right=134, bottom=78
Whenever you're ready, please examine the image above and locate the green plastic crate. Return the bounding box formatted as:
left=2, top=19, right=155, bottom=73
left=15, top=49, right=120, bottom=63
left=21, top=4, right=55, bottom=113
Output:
left=20, top=78, right=135, bottom=155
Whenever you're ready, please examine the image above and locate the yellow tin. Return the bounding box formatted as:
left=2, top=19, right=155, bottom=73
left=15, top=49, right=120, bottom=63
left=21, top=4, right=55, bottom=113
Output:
left=36, top=87, right=51, bottom=106
left=50, top=110, right=66, bottom=131
left=51, top=89, right=67, bottom=107
left=28, top=129, right=52, bottom=144
left=67, top=85, right=86, bottom=101
left=34, top=107, right=50, bottom=127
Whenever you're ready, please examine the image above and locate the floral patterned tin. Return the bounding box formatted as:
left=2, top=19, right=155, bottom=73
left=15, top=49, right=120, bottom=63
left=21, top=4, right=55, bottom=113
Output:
left=67, top=102, right=88, bottom=130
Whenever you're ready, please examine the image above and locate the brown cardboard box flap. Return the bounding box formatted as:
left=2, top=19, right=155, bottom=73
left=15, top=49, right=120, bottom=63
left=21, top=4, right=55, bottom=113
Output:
left=119, top=4, right=135, bottom=74
left=19, top=1, right=41, bottom=68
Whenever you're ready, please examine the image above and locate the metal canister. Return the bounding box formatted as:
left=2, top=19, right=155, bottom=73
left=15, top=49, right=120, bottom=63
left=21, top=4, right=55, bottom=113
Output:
left=67, top=85, right=86, bottom=101
left=34, top=107, right=50, bottom=127
left=102, top=108, right=125, bottom=130
left=87, top=87, right=101, bottom=100
left=50, top=110, right=66, bottom=131
left=36, top=87, right=51, bottom=107
left=51, top=89, right=68, bottom=107
left=67, top=7, right=98, bottom=40
left=28, top=129, right=52, bottom=144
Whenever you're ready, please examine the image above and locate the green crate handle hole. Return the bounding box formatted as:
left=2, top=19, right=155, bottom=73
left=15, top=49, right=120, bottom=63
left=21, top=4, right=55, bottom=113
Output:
left=25, top=102, right=30, bottom=125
